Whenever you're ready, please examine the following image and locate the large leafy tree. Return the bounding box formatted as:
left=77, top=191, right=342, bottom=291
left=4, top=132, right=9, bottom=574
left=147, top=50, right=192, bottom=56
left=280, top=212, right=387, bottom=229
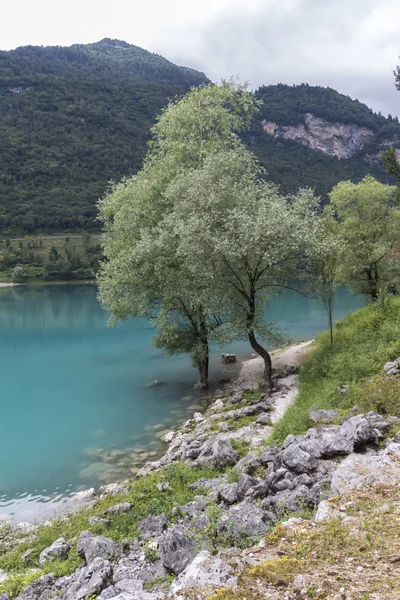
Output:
left=328, top=176, right=399, bottom=301
left=98, top=82, right=259, bottom=389
left=163, top=149, right=319, bottom=392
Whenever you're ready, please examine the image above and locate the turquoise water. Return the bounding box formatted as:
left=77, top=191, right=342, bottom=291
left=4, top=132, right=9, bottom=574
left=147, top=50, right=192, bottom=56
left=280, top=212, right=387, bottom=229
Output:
left=0, top=284, right=363, bottom=520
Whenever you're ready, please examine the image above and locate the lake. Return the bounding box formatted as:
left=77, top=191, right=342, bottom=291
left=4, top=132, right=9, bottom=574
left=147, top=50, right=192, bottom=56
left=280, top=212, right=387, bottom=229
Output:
left=0, top=284, right=363, bottom=521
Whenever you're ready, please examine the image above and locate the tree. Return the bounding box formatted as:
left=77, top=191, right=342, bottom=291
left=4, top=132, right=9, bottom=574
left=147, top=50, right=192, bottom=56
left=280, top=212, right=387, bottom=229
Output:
left=11, top=265, right=27, bottom=283
left=311, top=215, right=343, bottom=344
left=161, top=149, right=319, bottom=392
left=98, top=82, right=259, bottom=389
left=329, top=176, right=399, bottom=301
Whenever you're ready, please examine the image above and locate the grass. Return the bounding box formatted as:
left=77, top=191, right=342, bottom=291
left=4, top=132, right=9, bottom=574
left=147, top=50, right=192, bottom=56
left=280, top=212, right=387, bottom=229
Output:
left=0, top=462, right=220, bottom=597
left=209, top=484, right=400, bottom=599
left=270, top=296, right=400, bottom=445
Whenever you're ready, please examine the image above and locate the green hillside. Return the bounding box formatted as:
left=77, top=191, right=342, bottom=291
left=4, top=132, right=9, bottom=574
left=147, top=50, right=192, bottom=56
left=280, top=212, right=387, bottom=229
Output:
left=0, top=39, right=208, bottom=233
left=0, top=46, right=399, bottom=234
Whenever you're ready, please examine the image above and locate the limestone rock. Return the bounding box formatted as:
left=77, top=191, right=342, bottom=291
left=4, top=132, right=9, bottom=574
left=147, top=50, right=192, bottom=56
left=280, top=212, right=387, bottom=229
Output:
left=331, top=443, right=400, bottom=495
left=77, top=531, right=123, bottom=564
left=39, top=537, right=70, bottom=565
left=104, top=502, right=131, bottom=516
left=170, top=550, right=237, bottom=594
left=217, top=483, right=239, bottom=505
left=281, top=445, right=317, bottom=473
left=158, top=528, right=199, bottom=574
left=310, top=410, right=340, bottom=424
left=217, top=499, right=272, bottom=541
left=236, top=473, right=259, bottom=500
left=137, top=514, right=167, bottom=540
left=62, top=557, right=112, bottom=600
left=15, top=574, right=56, bottom=600
left=195, top=439, right=238, bottom=468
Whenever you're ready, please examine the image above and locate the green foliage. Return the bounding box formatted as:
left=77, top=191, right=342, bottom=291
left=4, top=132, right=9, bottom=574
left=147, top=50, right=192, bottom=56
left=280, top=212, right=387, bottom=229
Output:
left=271, top=298, right=400, bottom=444
left=350, top=374, right=400, bottom=416
left=230, top=439, right=251, bottom=459
left=11, top=264, right=26, bottom=283
left=328, top=176, right=400, bottom=300
left=0, top=39, right=208, bottom=234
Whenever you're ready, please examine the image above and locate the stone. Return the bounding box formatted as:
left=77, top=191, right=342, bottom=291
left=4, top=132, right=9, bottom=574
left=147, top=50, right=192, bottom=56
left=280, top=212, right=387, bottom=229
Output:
left=156, top=482, right=172, bottom=492
left=236, top=473, right=259, bottom=500
left=77, top=531, right=123, bottom=564
left=309, top=410, right=340, bottom=424
left=256, top=414, right=272, bottom=426
left=262, top=485, right=315, bottom=516
left=217, top=483, right=239, bottom=505
left=15, top=574, right=55, bottom=600
left=331, top=444, right=400, bottom=495
left=195, top=439, right=238, bottom=469
left=281, top=445, right=317, bottom=473
left=39, top=537, right=70, bottom=565
left=221, top=353, right=236, bottom=363
left=158, top=529, right=196, bottom=574
left=210, top=399, right=224, bottom=413
left=314, top=500, right=341, bottom=522
left=15, top=521, right=36, bottom=533
left=384, top=358, right=400, bottom=373
left=193, top=412, right=205, bottom=423
left=99, top=483, right=129, bottom=498
left=62, top=557, right=112, bottom=600
left=137, top=514, right=167, bottom=539
left=0, top=570, right=7, bottom=584
left=88, top=516, right=111, bottom=527
left=170, top=550, right=237, bottom=594
left=260, top=447, right=280, bottom=466
left=0, top=594, right=11, bottom=600
left=189, top=476, right=227, bottom=490
left=235, top=454, right=261, bottom=475
left=104, top=502, right=131, bottom=516
left=217, top=499, right=272, bottom=541
left=293, top=574, right=307, bottom=587
left=163, top=431, right=175, bottom=443
left=173, top=501, right=206, bottom=518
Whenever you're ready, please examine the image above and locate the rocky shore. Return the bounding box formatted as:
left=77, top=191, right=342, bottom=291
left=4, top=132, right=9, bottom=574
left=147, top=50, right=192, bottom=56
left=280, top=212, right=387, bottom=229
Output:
left=2, top=346, right=400, bottom=600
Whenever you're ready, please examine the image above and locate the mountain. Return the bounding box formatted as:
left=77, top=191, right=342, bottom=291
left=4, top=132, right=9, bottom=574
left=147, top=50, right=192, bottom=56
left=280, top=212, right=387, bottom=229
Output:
left=0, top=43, right=399, bottom=234
left=0, top=39, right=208, bottom=233
left=245, top=84, right=400, bottom=199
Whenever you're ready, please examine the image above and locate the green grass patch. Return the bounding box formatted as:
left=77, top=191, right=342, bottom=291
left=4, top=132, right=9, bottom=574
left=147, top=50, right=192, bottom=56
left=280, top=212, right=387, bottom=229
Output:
left=0, top=462, right=220, bottom=597
left=231, top=439, right=251, bottom=459
left=270, top=297, right=400, bottom=445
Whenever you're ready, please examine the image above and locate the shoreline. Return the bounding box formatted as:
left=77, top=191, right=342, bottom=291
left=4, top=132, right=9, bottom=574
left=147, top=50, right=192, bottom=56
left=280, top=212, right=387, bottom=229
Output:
left=1, top=340, right=313, bottom=526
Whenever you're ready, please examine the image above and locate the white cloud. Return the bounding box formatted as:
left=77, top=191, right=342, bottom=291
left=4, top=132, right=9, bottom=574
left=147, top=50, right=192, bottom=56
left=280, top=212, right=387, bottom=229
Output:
left=2, top=0, right=399, bottom=116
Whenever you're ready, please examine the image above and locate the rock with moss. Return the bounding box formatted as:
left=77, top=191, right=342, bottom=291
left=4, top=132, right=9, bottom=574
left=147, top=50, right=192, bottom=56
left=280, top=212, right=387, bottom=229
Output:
left=77, top=531, right=123, bottom=564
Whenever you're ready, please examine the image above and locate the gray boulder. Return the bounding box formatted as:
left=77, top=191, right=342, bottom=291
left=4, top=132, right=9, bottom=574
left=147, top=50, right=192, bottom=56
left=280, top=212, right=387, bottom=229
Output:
left=384, top=358, right=400, bottom=374
left=236, top=473, right=258, bottom=500
left=77, top=531, right=123, bottom=564
left=256, top=414, right=272, bottom=426
left=262, top=484, right=319, bottom=516
left=217, top=499, right=272, bottom=541
left=0, top=594, right=11, bottom=600
left=260, top=447, right=280, bottom=467
left=88, top=516, right=111, bottom=527
left=195, top=439, right=238, bottom=468
left=331, top=443, right=400, bottom=495
left=310, top=410, right=340, bottom=424
left=170, top=550, right=237, bottom=594
left=39, top=537, right=70, bottom=565
left=62, top=557, right=112, bottom=600
left=158, top=529, right=197, bottom=574
left=235, top=454, right=261, bottom=475
left=16, top=575, right=56, bottom=600
left=104, top=502, right=131, bottom=516
left=281, top=445, right=317, bottom=473
left=137, top=514, right=167, bottom=540
left=217, top=483, right=239, bottom=505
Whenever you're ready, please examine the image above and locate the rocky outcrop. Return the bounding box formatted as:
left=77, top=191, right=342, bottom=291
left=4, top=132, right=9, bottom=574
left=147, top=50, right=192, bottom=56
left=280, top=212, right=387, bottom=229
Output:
left=262, top=113, right=374, bottom=158
left=39, top=538, right=70, bottom=565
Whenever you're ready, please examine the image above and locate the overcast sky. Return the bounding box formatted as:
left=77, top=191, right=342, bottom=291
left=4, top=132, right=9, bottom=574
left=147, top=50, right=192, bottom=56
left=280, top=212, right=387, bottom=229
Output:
left=2, top=0, right=399, bottom=117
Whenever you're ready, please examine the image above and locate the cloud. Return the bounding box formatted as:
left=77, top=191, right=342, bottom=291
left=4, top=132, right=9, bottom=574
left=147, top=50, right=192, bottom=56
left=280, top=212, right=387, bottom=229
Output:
left=152, top=0, right=400, bottom=116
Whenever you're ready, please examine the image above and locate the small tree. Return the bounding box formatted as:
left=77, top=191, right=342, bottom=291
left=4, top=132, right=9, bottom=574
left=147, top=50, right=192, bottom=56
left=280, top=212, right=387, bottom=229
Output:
left=11, top=265, right=27, bottom=283
left=329, top=176, right=399, bottom=301
left=311, top=215, right=344, bottom=344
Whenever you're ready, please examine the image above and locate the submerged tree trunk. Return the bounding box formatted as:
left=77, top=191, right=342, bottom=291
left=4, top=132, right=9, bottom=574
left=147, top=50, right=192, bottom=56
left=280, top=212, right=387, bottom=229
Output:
left=196, top=316, right=209, bottom=390
left=248, top=330, right=272, bottom=394
left=198, top=354, right=209, bottom=390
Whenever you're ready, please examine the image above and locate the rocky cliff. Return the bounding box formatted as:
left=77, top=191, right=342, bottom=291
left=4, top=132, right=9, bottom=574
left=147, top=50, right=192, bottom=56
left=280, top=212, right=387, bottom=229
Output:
left=262, top=113, right=375, bottom=159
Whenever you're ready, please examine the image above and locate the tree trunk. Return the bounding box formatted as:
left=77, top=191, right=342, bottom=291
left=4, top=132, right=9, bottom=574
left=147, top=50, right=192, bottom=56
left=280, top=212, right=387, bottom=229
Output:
left=367, top=268, right=378, bottom=301
left=248, top=330, right=272, bottom=394
left=197, top=316, right=209, bottom=389
left=327, top=296, right=334, bottom=344
left=197, top=355, right=209, bottom=390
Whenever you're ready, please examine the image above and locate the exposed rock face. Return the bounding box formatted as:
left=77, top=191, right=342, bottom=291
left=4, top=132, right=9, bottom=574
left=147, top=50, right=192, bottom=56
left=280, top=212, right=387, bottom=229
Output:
left=170, top=550, right=237, bottom=594
left=77, top=531, right=123, bottom=564
left=262, top=113, right=374, bottom=158
left=39, top=537, right=70, bottom=564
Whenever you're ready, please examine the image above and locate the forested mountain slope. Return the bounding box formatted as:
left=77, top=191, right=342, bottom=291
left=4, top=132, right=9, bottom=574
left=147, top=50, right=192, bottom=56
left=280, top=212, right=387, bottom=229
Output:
left=0, top=42, right=399, bottom=234
left=246, top=84, right=400, bottom=198
left=0, top=39, right=208, bottom=233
